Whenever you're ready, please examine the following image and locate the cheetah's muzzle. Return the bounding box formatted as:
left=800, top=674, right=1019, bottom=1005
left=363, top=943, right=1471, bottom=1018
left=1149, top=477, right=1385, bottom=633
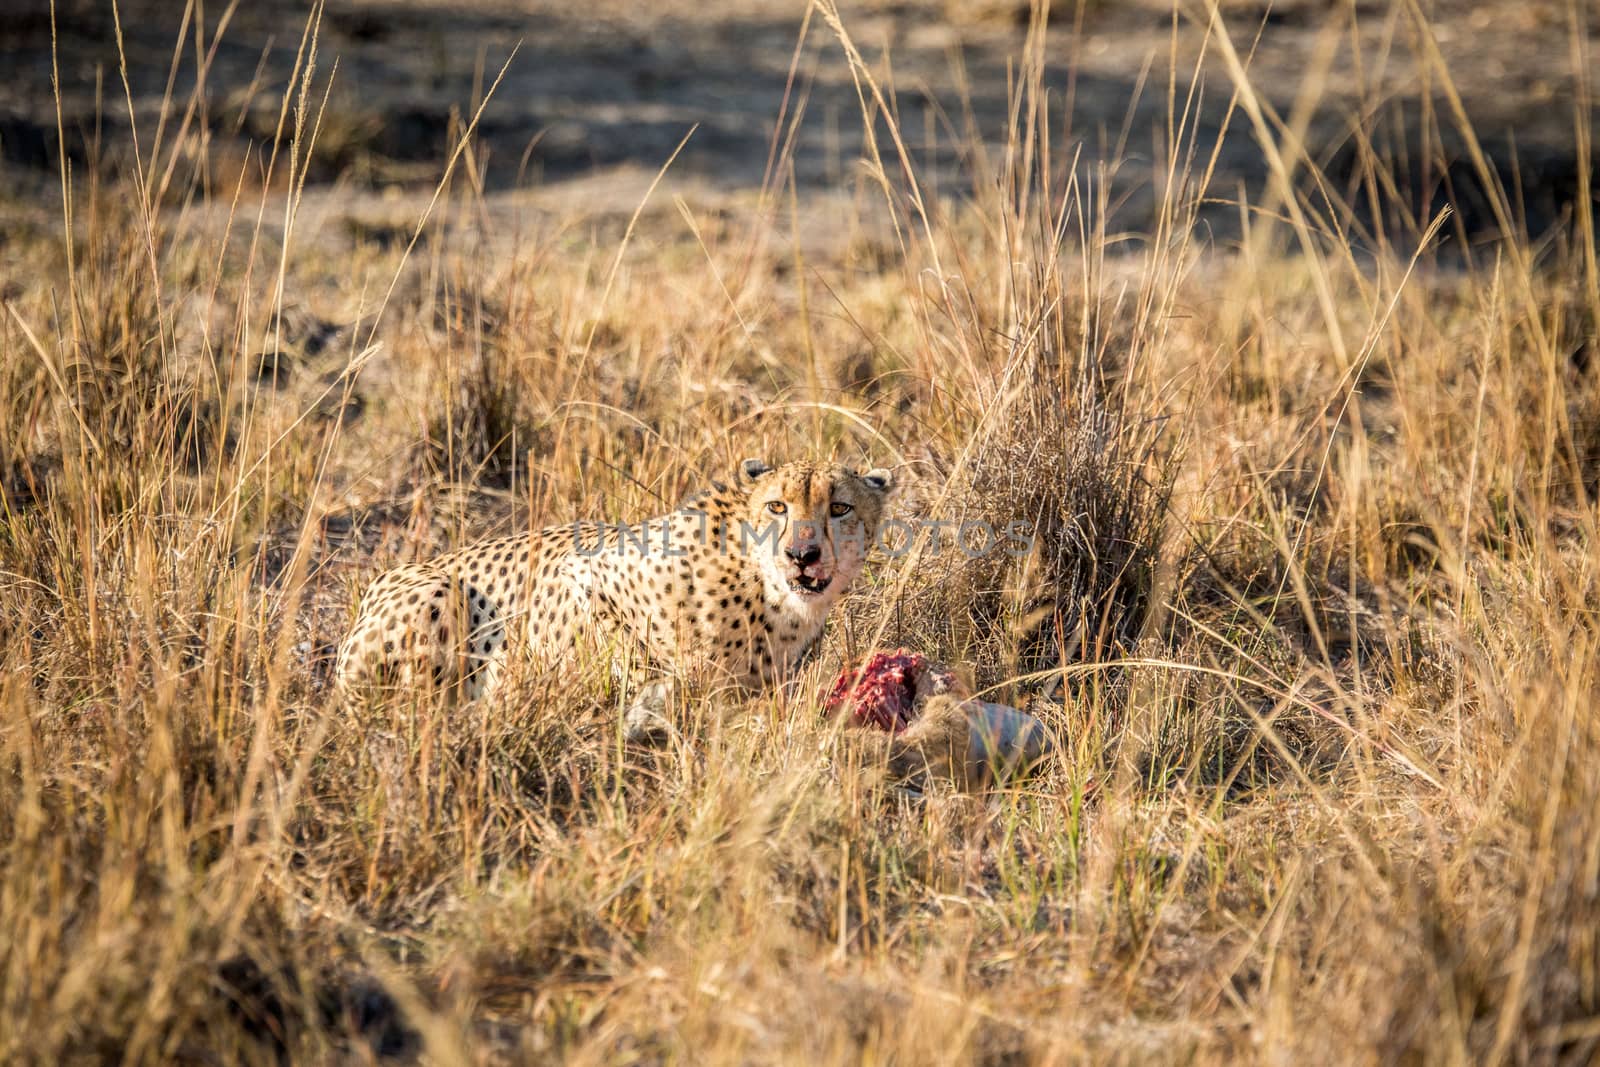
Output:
left=789, top=573, right=832, bottom=597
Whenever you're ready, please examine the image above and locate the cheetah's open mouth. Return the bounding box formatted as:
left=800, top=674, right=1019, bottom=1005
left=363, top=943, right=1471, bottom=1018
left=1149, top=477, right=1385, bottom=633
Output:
left=788, top=573, right=833, bottom=597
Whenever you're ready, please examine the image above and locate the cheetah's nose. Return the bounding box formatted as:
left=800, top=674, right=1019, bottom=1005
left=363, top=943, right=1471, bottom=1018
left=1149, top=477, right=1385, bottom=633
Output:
left=785, top=543, right=821, bottom=567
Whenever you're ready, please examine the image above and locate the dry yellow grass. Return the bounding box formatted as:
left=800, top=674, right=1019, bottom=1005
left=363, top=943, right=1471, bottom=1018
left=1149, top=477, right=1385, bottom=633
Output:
left=2, top=1, right=1599, bottom=1062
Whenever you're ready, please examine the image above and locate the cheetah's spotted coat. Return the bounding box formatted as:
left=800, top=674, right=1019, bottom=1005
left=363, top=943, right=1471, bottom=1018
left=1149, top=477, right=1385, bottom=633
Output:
left=336, top=460, right=892, bottom=705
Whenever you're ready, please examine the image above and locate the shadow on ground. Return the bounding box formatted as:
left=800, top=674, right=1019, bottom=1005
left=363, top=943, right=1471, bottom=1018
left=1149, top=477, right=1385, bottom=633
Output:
left=2, top=0, right=1595, bottom=243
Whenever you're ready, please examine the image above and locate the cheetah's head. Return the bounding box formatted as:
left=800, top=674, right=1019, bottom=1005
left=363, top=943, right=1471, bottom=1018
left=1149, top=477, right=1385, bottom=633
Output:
left=737, top=459, right=893, bottom=612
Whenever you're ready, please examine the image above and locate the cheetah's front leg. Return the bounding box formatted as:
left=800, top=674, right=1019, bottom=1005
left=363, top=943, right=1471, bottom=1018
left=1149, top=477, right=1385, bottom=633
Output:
left=621, top=678, right=680, bottom=743
left=616, top=651, right=769, bottom=744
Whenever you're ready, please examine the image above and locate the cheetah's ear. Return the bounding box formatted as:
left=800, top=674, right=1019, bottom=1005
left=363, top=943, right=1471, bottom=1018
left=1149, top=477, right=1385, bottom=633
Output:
left=862, top=468, right=893, bottom=492
left=739, top=458, right=774, bottom=483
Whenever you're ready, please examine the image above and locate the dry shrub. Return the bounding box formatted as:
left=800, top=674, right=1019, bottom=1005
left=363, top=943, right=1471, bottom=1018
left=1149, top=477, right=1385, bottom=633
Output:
left=414, top=281, right=544, bottom=488
left=866, top=340, right=1177, bottom=702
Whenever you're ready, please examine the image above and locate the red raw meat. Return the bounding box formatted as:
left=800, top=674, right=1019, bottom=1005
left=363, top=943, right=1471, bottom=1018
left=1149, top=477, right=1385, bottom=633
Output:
left=823, top=649, right=959, bottom=733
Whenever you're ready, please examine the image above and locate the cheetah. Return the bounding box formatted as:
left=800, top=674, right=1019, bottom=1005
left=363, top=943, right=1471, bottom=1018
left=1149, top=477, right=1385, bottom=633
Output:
left=335, top=460, right=893, bottom=720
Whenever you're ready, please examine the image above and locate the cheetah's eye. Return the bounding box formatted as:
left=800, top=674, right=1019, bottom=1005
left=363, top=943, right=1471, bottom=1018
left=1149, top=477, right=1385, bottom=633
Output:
left=765, top=501, right=788, bottom=516
left=829, top=502, right=853, bottom=517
